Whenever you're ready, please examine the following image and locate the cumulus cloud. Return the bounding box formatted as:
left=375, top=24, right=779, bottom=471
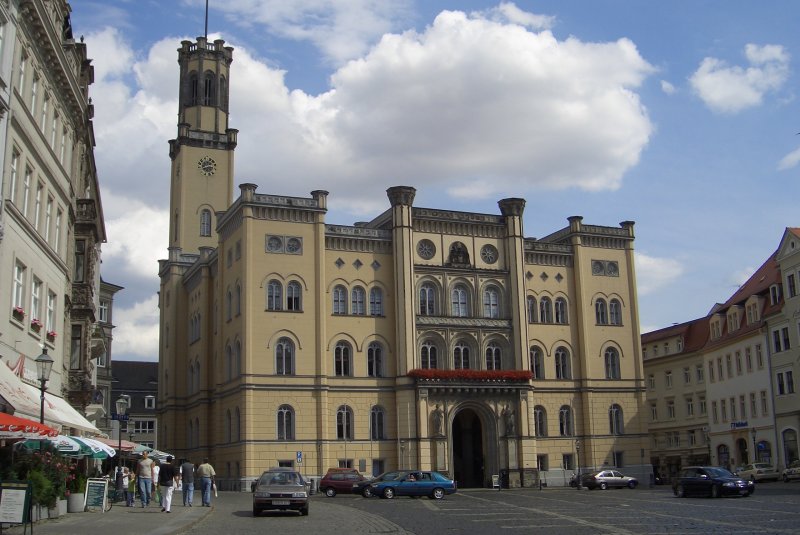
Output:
left=476, top=2, right=555, bottom=29
left=689, top=43, right=790, bottom=114
left=111, top=295, right=161, bottom=361
left=635, top=252, right=685, bottom=296
left=778, top=146, right=800, bottom=170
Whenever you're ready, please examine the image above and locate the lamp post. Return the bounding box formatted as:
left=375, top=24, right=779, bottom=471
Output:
left=115, top=396, right=129, bottom=473
left=751, top=428, right=757, bottom=464
left=399, top=440, right=406, bottom=469
left=575, top=439, right=582, bottom=490
left=705, top=430, right=712, bottom=465
left=34, top=348, right=54, bottom=424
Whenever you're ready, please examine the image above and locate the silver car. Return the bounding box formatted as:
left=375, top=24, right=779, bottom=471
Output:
left=252, top=467, right=309, bottom=516
left=737, top=462, right=779, bottom=482
left=782, top=460, right=800, bottom=482
left=581, top=470, right=638, bottom=490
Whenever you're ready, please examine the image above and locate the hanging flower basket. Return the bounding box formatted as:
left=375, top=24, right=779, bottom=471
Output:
left=12, top=306, right=25, bottom=321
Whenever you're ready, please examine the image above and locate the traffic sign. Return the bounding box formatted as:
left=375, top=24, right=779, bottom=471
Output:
left=111, top=414, right=129, bottom=421
left=296, top=451, right=303, bottom=464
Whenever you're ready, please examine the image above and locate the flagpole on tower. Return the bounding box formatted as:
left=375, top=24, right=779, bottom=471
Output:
left=204, top=0, right=209, bottom=39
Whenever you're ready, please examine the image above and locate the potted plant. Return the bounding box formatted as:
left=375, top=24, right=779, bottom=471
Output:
left=31, top=318, right=43, bottom=333
left=12, top=306, right=25, bottom=321
left=66, top=466, right=87, bottom=513
left=46, top=330, right=57, bottom=342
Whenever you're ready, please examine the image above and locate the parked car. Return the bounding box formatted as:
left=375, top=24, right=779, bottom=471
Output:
left=319, top=468, right=365, bottom=497
left=252, top=467, right=309, bottom=516
left=782, top=460, right=800, bottom=482
left=580, top=470, right=638, bottom=490
left=737, top=462, right=779, bottom=482
left=367, top=470, right=457, bottom=499
left=354, top=471, right=406, bottom=497
left=672, top=466, right=754, bottom=498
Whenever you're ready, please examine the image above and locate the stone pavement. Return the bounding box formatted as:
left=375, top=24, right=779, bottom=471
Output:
left=0, top=496, right=213, bottom=535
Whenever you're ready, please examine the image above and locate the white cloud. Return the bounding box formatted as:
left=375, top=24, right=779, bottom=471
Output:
left=476, top=2, right=555, bottom=30
left=102, top=191, right=168, bottom=280
left=778, top=146, right=800, bottom=170
left=635, top=252, right=685, bottom=296
left=660, top=80, right=676, bottom=94
left=111, top=295, right=160, bottom=361
left=730, top=265, right=757, bottom=288
left=689, top=43, right=790, bottom=114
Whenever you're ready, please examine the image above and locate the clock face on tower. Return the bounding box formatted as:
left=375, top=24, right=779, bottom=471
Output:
left=198, top=156, right=217, bottom=176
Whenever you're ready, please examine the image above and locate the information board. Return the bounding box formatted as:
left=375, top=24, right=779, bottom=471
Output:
left=84, top=478, right=108, bottom=512
left=0, top=481, right=31, bottom=524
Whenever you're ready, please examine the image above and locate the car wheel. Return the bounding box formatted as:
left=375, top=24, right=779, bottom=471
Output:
left=711, top=484, right=721, bottom=498
left=301, top=506, right=309, bottom=516
left=628, top=481, right=637, bottom=489
left=599, top=482, right=608, bottom=490
left=253, top=507, right=260, bottom=516
left=674, top=484, right=685, bottom=498
left=383, top=487, right=395, bottom=499
left=431, top=488, right=445, bottom=500
left=362, top=487, right=373, bottom=498
left=325, top=488, right=336, bottom=498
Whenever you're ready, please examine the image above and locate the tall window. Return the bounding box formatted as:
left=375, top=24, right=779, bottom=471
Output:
left=8, top=150, right=18, bottom=204
left=485, top=342, right=501, bottom=370
left=275, top=337, right=294, bottom=375
left=12, top=261, right=26, bottom=309
left=54, top=209, right=62, bottom=254
left=351, top=286, right=366, bottom=315
left=609, top=299, right=622, bottom=325
left=420, top=283, right=436, bottom=315
left=529, top=345, right=544, bottom=379
left=527, top=296, right=537, bottom=323
left=40, top=94, right=48, bottom=130
left=335, top=342, right=351, bottom=376
left=30, top=75, right=38, bottom=115
left=225, top=288, right=232, bottom=320
left=604, top=347, right=620, bottom=379
left=332, top=285, right=347, bottom=315
left=34, top=183, right=42, bottom=230
left=44, top=197, right=53, bottom=242
left=370, top=406, right=385, bottom=440
left=421, top=341, right=438, bottom=369
left=30, top=278, right=42, bottom=321
left=21, top=167, right=31, bottom=217
left=277, top=405, right=294, bottom=440
left=367, top=342, right=383, bottom=377
left=46, top=291, right=56, bottom=333
left=559, top=405, right=573, bottom=436
left=203, top=71, right=216, bottom=105
left=369, top=287, right=383, bottom=316
left=451, top=285, right=468, bottom=317
left=483, top=287, right=499, bottom=318
left=267, top=280, right=282, bottom=311
left=287, top=281, right=302, bottom=311
left=539, top=297, right=553, bottom=323
left=70, top=325, right=82, bottom=370
left=235, top=283, right=241, bottom=316
left=454, top=342, right=470, bottom=369
left=609, top=404, right=623, bottom=435
left=336, top=405, right=354, bottom=440
left=555, top=347, right=571, bottom=379
left=200, top=209, right=212, bottom=236
left=555, top=297, right=568, bottom=324
left=595, top=298, right=608, bottom=324
left=533, top=406, right=546, bottom=437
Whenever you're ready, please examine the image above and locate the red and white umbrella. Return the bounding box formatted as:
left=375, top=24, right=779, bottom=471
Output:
left=0, top=412, right=58, bottom=439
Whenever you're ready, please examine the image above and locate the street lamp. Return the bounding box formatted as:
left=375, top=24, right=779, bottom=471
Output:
left=116, top=396, right=129, bottom=473
left=34, top=348, right=54, bottom=424
left=751, top=428, right=757, bottom=464
left=399, top=440, right=406, bottom=469
left=575, top=439, right=582, bottom=490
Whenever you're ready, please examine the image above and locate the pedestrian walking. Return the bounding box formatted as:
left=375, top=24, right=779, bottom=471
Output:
left=159, top=456, right=179, bottom=513
left=180, top=459, right=195, bottom=506
left=127, top=469, right=136, bottom=506
left=136, top=450, right=155, bottom=507
left=152, top=459, right=162, bottom=506
left=196, top=458, right=216, bottom=507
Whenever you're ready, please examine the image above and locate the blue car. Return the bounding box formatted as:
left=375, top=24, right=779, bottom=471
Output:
left=369, top=470, right=457, bottom=500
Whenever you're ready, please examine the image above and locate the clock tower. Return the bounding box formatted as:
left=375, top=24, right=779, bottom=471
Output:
left=167, top=36, right=237, bottom=253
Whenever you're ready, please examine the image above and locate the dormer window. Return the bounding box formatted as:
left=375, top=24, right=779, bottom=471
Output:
left=144, top=395, right=156, bottom=409
left=746, top=302, right=759, bottom=325
left=711, top=320, right=721, bottom=340
left=727, top=311, right=739, bottom=334
left=677, top=338, right=683, bottom=351
left=770, top=284, right=782, bottom=306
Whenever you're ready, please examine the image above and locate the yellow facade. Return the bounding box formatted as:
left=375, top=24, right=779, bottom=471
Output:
left=159, top=38, right=650, bottom=488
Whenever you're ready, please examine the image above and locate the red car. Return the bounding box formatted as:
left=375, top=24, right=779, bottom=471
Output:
left=319, top=468, right=365, bottom=497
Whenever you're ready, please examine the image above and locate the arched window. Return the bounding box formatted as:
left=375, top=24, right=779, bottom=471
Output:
left=529, top=345, right=544, bottom=379
left=486, top=342, right=501, bottom=370
left=452, top=284, right=468, bottom=317
left=527, top=296, right=537, bottom=323
left=235, top=283, right=242, bottom=316
left=203, top=70, right=216, bottom=106
left=234, top=407, right=241, bottom=442
left=335, top=341, right=351, bottom=376
left=454, top=342, right=470, bottom=370
left=533, top=406, right=547, bottom=437
left=370, top=406, right=385, bottom=440
left=200, top=209, right=212, bottom=236
left=219, top=75, right=228, bottom=111
left=194, top=361, right=200, bottom=392
left=277, top=404, right=294, bottom=440
left=225, top=409, right=231, bottom=443
left=367, top=342, right=383, bottom=377
left=188, top=365, right=194, bottom=394
left=336, top=405, right=354, bottom=440
left=267, top=280, right=282, bottom=311
left=333, top=285, right=347, bottom=315
left=351, top=286, right=366, bottom=315
left=559, top=405, right=573, bottom=436
left=605, top=347, right=620, bottom=379
left=369, top=287, right=383, bottom=316
left=555, top=347, right=571, bottom=379
left=225, top=344, right=232, bottom=381
left=226, top=288, right=232, bottom=320
left=483, top=286, right=499, bottom=318
left=287, top=281, right=301, bottom=311
left=555, top=297, right=568, bottom=324
left=188, top=72, right=199, bottom=106
left=539, top=297, right=553, bottom=323
left=609, top=299, right=622, bottom=325
left=595, top=298, right=608, bottom=324
left=276, top=337, right=294, bottom=375
left=421, top=341, right=438, bottom=369
left=609, top=404, right=623, bottom=435
left=420, top=283, right=436, bottom=315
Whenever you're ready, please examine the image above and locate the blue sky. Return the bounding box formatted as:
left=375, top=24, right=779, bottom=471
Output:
left=68, top=1, right=800, bottom=361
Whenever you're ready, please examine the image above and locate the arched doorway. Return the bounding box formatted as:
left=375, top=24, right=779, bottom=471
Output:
left=736, top=438, right=749, bottom=465
left=452, top=409, right=485, bottom=488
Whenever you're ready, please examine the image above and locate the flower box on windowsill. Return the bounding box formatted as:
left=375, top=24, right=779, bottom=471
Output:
left=12, top=307, right=25, bottom=321
left=46, top=331, right=57, bottom=342
left=30, top=319, right=43, bottom=333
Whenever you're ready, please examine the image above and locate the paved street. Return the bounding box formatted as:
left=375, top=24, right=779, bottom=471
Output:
left=8, top=483, right=800, bottom=535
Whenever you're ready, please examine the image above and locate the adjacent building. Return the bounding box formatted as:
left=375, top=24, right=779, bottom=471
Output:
left=110, top=361, right=158, bottom=449
left=158, top=37, right=651, bottom=488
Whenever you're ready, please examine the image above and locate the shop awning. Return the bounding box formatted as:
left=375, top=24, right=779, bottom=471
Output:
left=0, top=358, right=100, bottom=435
left=0, top=412, right=58, bottom=439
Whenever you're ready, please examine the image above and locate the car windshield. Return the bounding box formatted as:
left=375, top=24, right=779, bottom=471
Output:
left=705, top=467, right=734, bottom=478
left=260, top=471, right=303, bottom=486
left=753, top=463, right=772, bottom=469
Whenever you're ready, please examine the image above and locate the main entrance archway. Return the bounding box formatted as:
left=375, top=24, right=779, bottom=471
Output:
left=452, top=408, right=485, bottom=488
